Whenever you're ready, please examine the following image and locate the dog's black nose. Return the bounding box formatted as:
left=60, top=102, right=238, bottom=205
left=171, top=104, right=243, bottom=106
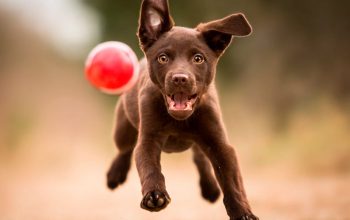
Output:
left=172, top=74, right=189, bottom=86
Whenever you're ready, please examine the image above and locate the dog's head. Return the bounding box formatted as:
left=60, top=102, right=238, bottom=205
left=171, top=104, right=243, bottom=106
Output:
left=138, top=0, right=252, bottom=120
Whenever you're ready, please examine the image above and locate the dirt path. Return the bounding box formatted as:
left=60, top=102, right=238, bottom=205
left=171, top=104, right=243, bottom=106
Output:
left=1, top=151, right=349, bottom=220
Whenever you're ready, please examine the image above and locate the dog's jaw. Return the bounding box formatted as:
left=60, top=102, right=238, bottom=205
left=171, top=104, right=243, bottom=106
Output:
left=166, top=93, right=197, bottom=111
left=164, top=93, right=198, bottom=120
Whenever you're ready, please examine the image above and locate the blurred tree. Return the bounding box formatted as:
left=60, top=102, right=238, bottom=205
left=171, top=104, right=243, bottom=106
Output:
left=262, top=0, right=350, bottom=102
left=83, top=1, right=140, bottom=54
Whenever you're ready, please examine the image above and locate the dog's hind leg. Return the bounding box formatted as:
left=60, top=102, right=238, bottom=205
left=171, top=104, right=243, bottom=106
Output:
left=107, top=100, right=138, bottom=190
left=192, top=145, right=221, bottom=203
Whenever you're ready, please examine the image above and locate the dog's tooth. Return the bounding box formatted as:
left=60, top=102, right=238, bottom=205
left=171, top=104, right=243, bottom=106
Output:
left=185, top=101, right=192, bottom=110
left=168, top=100, right=176, bottom=110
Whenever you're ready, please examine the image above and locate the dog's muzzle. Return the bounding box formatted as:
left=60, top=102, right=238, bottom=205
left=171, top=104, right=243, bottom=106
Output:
left=164, top=73, right=198, bottom=120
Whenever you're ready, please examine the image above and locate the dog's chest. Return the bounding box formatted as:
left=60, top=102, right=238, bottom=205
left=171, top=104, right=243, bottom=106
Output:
left=158, top=121, right=195, bottom=153
left=162, top=134, right=194, bottom=153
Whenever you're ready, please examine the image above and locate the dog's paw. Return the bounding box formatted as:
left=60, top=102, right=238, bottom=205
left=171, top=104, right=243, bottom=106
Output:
left=106, top=162, right=129, bottom=190
left=235, top=214, right=259, bottom=220
left=200, top=179, right=220, bottom=203
left=107, top=169, right=127, bottom=190
left=140, top=190, right=171, bottom=212
left=106, top=154, right=133, bottom=190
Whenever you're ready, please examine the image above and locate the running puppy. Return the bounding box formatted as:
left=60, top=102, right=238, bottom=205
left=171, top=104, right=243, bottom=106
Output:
left=107, top=0, right=258, bottom=219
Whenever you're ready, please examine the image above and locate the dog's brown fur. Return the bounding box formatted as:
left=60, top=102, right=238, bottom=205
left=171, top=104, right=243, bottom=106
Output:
left=106, top=0, right=258, bottom=219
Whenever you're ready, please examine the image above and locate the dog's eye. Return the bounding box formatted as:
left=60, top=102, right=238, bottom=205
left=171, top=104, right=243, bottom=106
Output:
left=157, top=54, right=169, bottom=64
left=193, top=54, right=205, bottom=64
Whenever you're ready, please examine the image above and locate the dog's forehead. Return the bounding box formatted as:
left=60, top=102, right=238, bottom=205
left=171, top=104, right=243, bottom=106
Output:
left=166, top=27, right=200, bottom=40
left=149, top=27, right=208, bottom=53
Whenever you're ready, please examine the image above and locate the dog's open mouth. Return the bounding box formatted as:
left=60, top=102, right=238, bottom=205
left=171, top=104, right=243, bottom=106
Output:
left=166, top=93, right=198, bottom=111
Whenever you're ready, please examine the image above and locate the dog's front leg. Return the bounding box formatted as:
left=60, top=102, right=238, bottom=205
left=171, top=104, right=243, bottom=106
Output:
left=194, top=105, right=258, bottom=220
left=135, top=135, right=171, bottom=212
left=134, top=89, right=171, bottom=212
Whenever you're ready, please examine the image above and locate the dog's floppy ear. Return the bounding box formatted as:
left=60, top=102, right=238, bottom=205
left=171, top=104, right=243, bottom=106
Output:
left=196, top=13, right=252, bottom=56
left=138, top=0, right=174, bottom=51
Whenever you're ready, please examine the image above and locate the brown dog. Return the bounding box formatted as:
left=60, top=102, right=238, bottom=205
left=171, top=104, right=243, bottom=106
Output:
left=106, top=0, right=258, bottom=219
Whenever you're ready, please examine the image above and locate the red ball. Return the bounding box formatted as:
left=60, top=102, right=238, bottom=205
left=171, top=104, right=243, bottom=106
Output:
left=85, top=41, right=139, bottom=94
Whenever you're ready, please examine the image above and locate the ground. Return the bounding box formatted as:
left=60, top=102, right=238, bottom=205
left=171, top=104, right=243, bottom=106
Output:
left=1, top=149, right=349, bottom=220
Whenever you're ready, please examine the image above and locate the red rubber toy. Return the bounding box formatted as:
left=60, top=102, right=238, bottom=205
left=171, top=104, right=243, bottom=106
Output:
left=85, top=41, right=139, bottom=94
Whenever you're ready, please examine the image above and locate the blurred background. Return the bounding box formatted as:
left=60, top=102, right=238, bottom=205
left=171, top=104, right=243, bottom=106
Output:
left=1, top=0, right=349, bottom=219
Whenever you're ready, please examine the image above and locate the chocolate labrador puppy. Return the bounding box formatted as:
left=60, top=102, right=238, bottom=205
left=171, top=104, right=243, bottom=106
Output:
left=106, top=0, right=258, bottom=219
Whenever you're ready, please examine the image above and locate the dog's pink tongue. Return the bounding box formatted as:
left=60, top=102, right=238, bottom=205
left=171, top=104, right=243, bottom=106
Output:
left=174, top=93, right=187, bottom=109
